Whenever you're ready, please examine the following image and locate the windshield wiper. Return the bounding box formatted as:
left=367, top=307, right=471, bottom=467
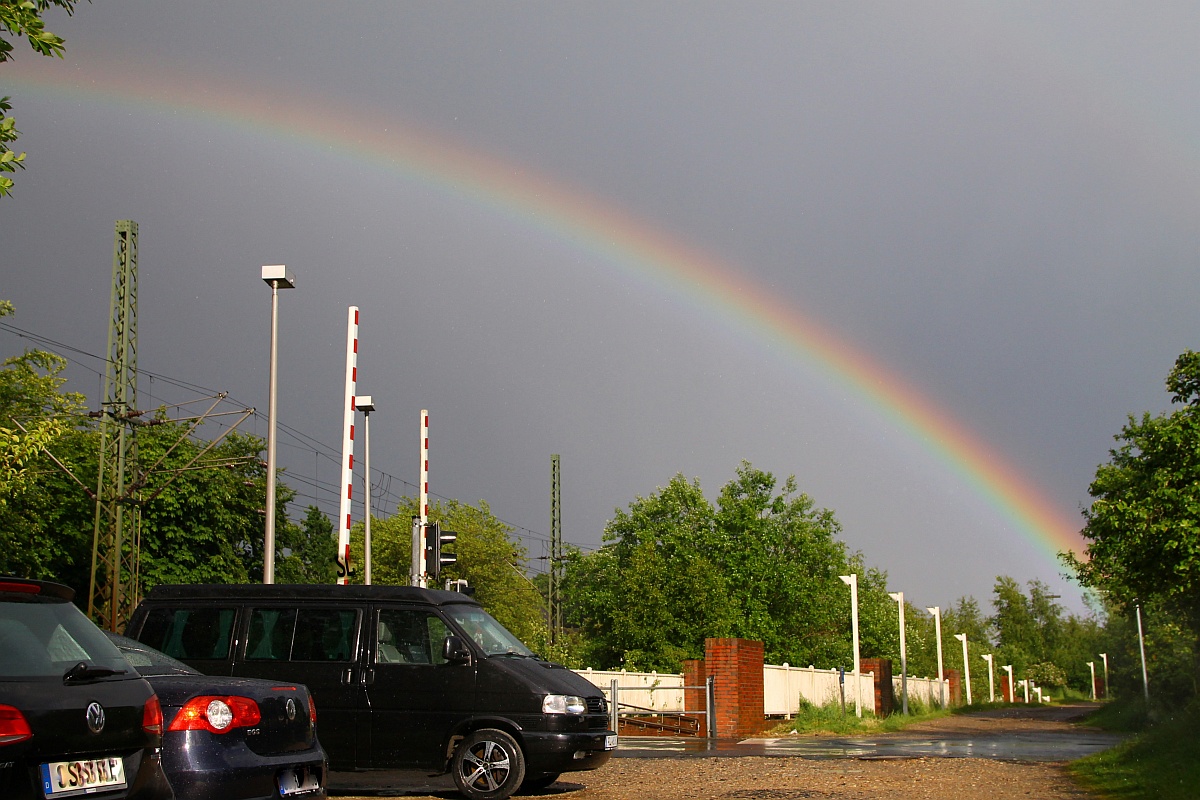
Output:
left=63, top=661, right=127, bottom=683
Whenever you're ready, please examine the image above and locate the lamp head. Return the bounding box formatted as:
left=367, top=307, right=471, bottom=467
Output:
left=838, top=574, right=855, bottom=586
left=926, top=606, right=939, bottom=616
left=261, top=264, right=296, bottom=288
left=888, top=592, right=903, bottom=602
left=953, top=633, right=966, bottom=642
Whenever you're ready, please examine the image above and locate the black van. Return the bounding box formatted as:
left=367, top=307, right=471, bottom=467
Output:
left=124, top=585, right=614, bottom=800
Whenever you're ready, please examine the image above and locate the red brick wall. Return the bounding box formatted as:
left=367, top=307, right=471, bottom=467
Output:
left=682, top=658, right=708, bottom=736
left=946, top=668, right=962, bottom=706
left=860, top=657, right=894, bottom=716
left=705, top=638, right=765, bottom=738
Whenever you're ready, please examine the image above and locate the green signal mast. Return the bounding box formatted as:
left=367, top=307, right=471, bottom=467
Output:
left=89, top=220, right=141, bottom=631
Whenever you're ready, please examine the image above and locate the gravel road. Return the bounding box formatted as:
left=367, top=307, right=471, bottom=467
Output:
left=331, top=704, right=1110, bottom=800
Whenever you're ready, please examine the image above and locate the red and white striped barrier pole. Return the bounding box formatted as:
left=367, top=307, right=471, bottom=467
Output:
left=336, top=306, right=359, bottom=585
left=417, top=409, right=429, bottom=588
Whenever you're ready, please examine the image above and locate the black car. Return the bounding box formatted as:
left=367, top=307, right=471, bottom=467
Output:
left=0, top=576, right=175, bottom=800
left=105, top=632, right=326, bottom=800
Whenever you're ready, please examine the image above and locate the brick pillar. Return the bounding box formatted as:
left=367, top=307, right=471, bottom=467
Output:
left=704, top=638, right=765, bottom=738
left=1094, top=675, right=1105, bottom=700
left=999, top=674, right=1012, bottom=703
left=946, top=668, right=962, bottom=706
left=860, top=657, right=894, bottom=716
left=682, top=658, right=708, bottom=736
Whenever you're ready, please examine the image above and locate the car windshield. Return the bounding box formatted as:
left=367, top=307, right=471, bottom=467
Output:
left=444, top=606, right=535, bottom=658
left=0, top=595, right=131, bottom=678
left=105, top=631, right=198, bottom=676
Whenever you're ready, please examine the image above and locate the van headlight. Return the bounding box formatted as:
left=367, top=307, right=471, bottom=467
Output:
left=543, top=694, right=586, bottom=715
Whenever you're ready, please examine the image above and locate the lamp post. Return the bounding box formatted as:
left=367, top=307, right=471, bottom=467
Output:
left=926, top=606, right=945, bottom=708
left=954, top=633, right=972, bottom=705
left=889, top=591, right=908, bottom=715
left=981, top=654, right=995, bottom=703
left=1087, top=661, right=1096, bottom=700
left=1002, top=664, right=1014, bottom=703
left=839, top=574, right=861, bottom=717
left=356, top=396, right=375, bottom=585
left=260, top=265, right=295, bottom=585
left=1099, top=653, right=1109, bottom=700
left=1135, top=602, right=1150, bottom=701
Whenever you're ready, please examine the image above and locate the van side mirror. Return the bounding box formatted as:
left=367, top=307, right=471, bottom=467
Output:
left=442, top=635, right=472, bottom=665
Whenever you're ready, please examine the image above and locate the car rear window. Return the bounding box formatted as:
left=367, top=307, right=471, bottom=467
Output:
left=137, top=606, right=237, bottom=661
left=0, top=596, right=130, bottom=678
left=246, top=607, right=358, bottom=662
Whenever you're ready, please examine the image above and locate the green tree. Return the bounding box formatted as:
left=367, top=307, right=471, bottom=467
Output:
left=275, top=505, right=337, bottom=584
left=0, top=301, right=84, bottom=501
left=1, top=0, right=80, bottom=196
left=1065, top=351, right=1200, bottom=692
left=345, top=497, right=552, bottom=654
left=565, top=463, right=857, bottom=672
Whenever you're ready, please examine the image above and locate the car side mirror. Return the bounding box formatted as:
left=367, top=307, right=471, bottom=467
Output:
left=443, top=635, right=472, bottom=665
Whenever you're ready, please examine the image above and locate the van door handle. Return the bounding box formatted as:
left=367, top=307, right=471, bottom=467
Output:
left=361, top=669, right=375, bottom=686
left=341, top=668, right=353, bottom=685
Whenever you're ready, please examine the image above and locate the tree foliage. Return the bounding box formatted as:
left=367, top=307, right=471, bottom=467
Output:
left=565, top=462, right=859, bottom=671
left=0, top=0, right=80, bottom=196
left=1065, top=351, right=1200, bottom=692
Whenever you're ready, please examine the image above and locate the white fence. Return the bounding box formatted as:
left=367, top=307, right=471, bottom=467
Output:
left=892, top=675, right=948, bottom=709
left=575, top=664, right=948, bottom=718
left=575, top=668, right=685, bottom=710
left=763, top=663, right=877, bottom=716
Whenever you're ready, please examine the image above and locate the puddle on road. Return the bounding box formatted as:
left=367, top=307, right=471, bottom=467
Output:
left=614, top=731, right=1125, bottom=762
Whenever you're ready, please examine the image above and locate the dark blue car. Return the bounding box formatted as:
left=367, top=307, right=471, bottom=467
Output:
left=105, top=632, right=326, bottom=800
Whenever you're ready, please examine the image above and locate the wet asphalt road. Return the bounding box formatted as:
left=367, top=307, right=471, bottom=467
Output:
left=328, top=706, right=1124, bottom=796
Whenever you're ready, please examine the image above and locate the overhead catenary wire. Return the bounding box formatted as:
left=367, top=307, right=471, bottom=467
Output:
left=1, top=320, right=599, bottom=559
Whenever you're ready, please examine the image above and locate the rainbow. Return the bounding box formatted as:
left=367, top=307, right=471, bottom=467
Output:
left=5, top=56, right=1086, bottom=563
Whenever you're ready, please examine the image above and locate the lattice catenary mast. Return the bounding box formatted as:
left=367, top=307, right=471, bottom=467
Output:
left=89, top=220, right=141, bottom=631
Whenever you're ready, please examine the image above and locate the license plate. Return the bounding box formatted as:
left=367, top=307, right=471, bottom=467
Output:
left=604, top=734, right=618, bottom=750
left=278, top=765, right=322, bottom=796
left=41, top=757, right=127, bottom=797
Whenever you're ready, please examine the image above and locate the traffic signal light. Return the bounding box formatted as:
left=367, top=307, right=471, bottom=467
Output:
left=424, top=521, right=457, bottom=581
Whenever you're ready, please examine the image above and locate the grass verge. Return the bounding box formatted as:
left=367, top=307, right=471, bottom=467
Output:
left=1069, top=699, right=1200, bottom=800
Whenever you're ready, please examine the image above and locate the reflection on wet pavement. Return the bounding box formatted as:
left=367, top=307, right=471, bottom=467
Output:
left=615, top=730, right=1125, bottom=762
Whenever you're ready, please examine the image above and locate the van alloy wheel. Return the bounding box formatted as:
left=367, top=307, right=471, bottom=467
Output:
left=452, top=728, right=526, bottom=800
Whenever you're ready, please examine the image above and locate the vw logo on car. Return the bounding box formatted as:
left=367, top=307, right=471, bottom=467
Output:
left=85, top=702, right=106, bottom=734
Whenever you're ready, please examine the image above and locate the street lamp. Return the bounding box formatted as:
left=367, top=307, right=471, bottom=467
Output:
left=926, top=606, right=945, bottom=708
left=356, top=396, right=375, bottom=585
left=839, top=574, right=861, bottom=718
left=1135, top=602, right=1150, bottom=701
left=981, top=653, right=995, bottom=703
left=1099, top=653, right=1109, bottom=700
left=261, top=265, right=295, bottom=585
left=1002, top=664, right=1014, bottom=703
left=889, top=591, right=908, bottom=715
left=954, top=633, right=972, bottom=705
left=1087, top=660, right=1096, bottom=700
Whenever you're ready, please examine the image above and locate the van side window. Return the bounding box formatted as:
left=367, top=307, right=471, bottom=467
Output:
left=245, top=608, right=297, bottom=661
left=291, top=608, right=358, bottom=662
left=138, top=607, right=236, bottom=660
left=377, top=610, right=451, bottom=666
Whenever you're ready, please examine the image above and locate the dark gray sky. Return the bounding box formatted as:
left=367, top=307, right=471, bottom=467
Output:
left=4, top=1, right=1199, bottom=615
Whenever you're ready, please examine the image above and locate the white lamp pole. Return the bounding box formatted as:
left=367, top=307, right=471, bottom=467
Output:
left=981, top=654, right=995, bottom=703
left=1002, top=664, right=1014, bottom=703
left=839, top=574, right=861, bottom=717
left=954, top=633, right=972, bottom=705
left=926, top=606, right=945, bottom=708
left=1087, top=661, right=1096, bottom=700
left=1099, top=653, right=1109, bottom=700
left=1135, top=602, right=1150, bottom=701
left=260, top=265, right=295, bottom=585
left=356, top=396, right=375, bottom=585
left=1021, top=678, right=1030, bottom=703
left=889, top=591, right=908, bottom=715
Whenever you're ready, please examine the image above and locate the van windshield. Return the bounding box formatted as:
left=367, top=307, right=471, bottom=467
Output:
left=445, top=606, right=534, bottom=658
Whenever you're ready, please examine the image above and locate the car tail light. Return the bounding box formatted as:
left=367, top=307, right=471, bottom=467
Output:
left=308, top=695, right=317, bottom=725
left=169, top=696, right=261, bottom=734
left=0, top=705, right=32, bottom=745
left=143, top=695, right=164, bottom=736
